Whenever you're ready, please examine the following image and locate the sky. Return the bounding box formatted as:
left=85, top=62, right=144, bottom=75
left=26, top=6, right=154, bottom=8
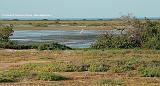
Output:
left=0, top=0, right=160, bottom=18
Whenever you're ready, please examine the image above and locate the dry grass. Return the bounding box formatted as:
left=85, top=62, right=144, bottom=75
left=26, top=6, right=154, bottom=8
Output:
left=0, top=49, right=160, bottom=63
left=0, top=49, right=160, bottom=86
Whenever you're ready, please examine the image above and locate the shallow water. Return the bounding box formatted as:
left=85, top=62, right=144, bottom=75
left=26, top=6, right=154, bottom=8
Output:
left=10, top=30, right=121, bottom=48
left=10, top=30, right=105, bottom=48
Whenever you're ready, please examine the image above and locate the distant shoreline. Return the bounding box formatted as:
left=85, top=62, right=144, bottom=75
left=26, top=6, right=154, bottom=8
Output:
left=1, top=19, right=159, bottom=30
left=1, top=17, right=160, bottom=21
left=13, top=25, right=113, bottom=30
left=0, top=20, right=118, bottom=30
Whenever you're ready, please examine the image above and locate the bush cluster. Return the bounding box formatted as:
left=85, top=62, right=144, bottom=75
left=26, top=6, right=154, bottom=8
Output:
left=0, top=70, right=69, bottom=83
left=0, top=70, right=27, bottom=83
left=138, top=67, right=160, bottom=77
left=0, top=56, right=158, bottom=83
left=15, top=57, right=151, bottom=73
left=91, top=16, right=160, bottom=49
left=96, top=79, right=123, bottom=85
left=0, top=42, right=71, bottom=50
left=37, top=72, right=69, bottom=81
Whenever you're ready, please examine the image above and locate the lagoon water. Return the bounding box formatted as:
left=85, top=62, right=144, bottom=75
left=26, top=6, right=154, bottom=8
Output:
left=10, top=29, right=122, bottom=48
left=10, top=30, right=109, bottom=48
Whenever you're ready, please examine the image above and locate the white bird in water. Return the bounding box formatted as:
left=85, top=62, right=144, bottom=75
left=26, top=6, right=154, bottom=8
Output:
left=80, top=29, right=84, bottom=34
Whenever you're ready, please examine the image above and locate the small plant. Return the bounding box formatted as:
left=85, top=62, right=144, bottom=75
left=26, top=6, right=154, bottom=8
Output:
left=0, top=70, right=27, bottom=83
left=0, top=75, right=14, bottom=83
left=88, top=62, right=109, bottom=72
left=96, top=79, right=123, bottom=85
left=111, top=65, right=134, bottom=73
left=138, top=67, right=160, bottom=77
left=110, top=57, right=136, bottom=73
left=39, top=57, right=54, bottom=60
left=37, top=42, right=71, bottom=50
left=0, top=42, right=71, bottom=50
left=75, top=64, right=89, bottom=72
left=16, top=63, right=45, bottom=72
left=37, top=72, right=69, bottom=81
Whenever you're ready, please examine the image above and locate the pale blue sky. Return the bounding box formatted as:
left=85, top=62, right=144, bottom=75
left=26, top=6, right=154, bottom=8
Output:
left=0, top=0, right=160, bottom=18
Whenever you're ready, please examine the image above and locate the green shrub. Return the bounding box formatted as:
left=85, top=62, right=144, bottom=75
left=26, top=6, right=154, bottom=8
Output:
left=96, top=79, right=123, bottom=85
left=0, top=75, right=14, bottom=83
left=88, top=62, right=109, bottom=72
left=110, top=57, right=139, bottom=73
left=91, top=16, right=160, bottom=50
left=37, top=72, right=69, bottom=81
left=75, top=64, right=89, bottom=72
left=0, top=24, right=14, bottom=42
left=16, top=62, right=77, bottom=72
left=0, top=41, right=71, bottom=50
left=16, top=63, right=45, bottom=72
left=37, top=42, right=71, bottom=50
left=143, top=37, right=160, bottom=49
left=148, top=61, right=160, bottom=67
left=46, top=62, right=76, bottom=72
left=138, top=67, right=160, bottom=77
left=0, top=70, right=70, bottom=82
left=39, top=57, right=54, bottom=60
left=111, top=65, right=134, bottom=73
left=91, top=33, right=139, bottom=49
left=0, top=70, right=27, bottom=83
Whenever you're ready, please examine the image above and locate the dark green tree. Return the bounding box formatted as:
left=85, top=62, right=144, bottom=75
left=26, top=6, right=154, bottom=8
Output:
left=0, top=24, right=14, bottom=42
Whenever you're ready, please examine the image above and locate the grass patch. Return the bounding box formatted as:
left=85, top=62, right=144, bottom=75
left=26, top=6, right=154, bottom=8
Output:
left=0, top=41, right=71, bottom=50
left=8, top=56, right=160, bottom=78
left=11, top=57, right=153, bottom=73
left=39, top=57, right=54, bottom=60
left=138, top=67, right=160, bottom=77
left=87, top=61, right=109, bottom=72
left=0, top=75, right=14, bottom=83
left=0, top=70, right=70, bottom=82
left=111, top=65, right=134, bottom=73
left=96, top=79, right=123, bottom=85
left=36, top=72, right=70, bottom=81
left=0, top=70, right=27, bottom=83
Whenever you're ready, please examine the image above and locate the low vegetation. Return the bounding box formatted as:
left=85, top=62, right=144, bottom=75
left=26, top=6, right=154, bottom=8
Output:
left=96, top=79, right=123, bottom=85
left=7, top=56, right=159, bottom=78
left=0, top=70, right=70, bottom=83
left=37, top=72, right=69, bottom=81
left=138, top=66, right=160, bottom=77
left=0, top=49, right=159, bottom=85
left=0, top=70, right=26, bottom=83
left=0, top=42, right=71, bottom=50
